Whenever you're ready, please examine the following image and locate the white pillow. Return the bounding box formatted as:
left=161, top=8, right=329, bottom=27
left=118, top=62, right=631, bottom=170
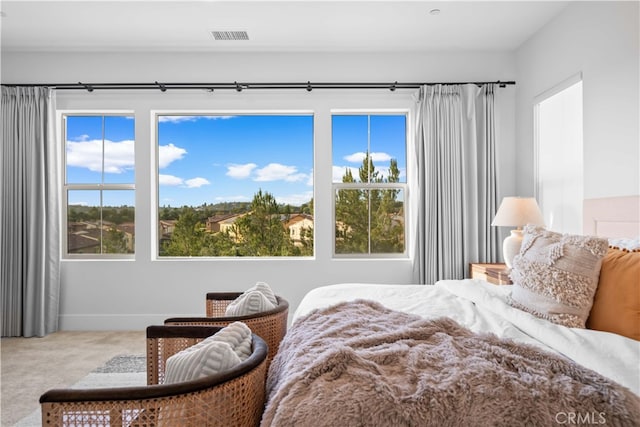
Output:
left=248, top=281, right=278, bottom=306
left=209, top=321, right=252, bottom=360
left=225, top=290, right=276, bottom=316
left=163, top=321, right=252, bottom=384
left=164, top=342, right=241, bottom=384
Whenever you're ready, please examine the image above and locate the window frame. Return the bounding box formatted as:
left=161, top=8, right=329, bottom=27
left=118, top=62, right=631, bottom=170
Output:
left=151, top=110, right=316, bottom=260
left=331, top=110, right=409, bottom=259
left=61, top=111, right=136, bottom=260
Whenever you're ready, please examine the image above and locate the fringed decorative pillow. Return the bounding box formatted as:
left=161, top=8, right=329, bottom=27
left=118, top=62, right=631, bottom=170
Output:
left=164, top=321, right=252, bottom=384
left=508, top=225, right=609, bottom=328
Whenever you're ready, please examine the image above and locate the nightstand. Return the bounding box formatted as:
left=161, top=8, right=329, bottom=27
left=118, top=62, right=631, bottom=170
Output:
left=469, top=263, right=512, bottom=285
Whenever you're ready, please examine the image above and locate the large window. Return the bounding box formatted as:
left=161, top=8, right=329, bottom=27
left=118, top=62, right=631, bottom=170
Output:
left=156, top=114, right=314, bottom=257
left=63, top=114, right=135, bottom=256
left=332, top=113, right=407, bottom=256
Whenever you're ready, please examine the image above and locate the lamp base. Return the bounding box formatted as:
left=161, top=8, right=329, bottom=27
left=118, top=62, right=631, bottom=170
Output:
left=503, top=229, right=524, bottom=269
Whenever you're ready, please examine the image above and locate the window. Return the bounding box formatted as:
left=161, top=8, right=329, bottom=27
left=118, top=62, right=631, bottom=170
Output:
left=156, top=114, right=314, bottom=257
left=332, top=113, right=407, bottom=256
left=63, top=114, right=135, bottom=256
left=534, top=75, right=583, bottom=234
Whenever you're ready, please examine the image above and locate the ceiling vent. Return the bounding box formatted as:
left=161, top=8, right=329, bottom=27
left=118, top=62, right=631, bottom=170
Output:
left=211, top=31, right=249, bottom=41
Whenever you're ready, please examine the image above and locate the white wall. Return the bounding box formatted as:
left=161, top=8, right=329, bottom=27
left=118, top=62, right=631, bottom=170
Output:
left=515, top=1, right=639, bottom=199
left=2, top=51, right=517, bottom=329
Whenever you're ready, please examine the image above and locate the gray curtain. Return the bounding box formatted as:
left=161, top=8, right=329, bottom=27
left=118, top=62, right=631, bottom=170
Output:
left=411, top=84, right=499, bottom=284
left=1, top=86, right=60, bottom=337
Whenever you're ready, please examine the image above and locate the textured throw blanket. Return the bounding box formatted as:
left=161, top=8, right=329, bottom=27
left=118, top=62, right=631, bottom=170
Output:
left=262, top=300, right=639, bottom=427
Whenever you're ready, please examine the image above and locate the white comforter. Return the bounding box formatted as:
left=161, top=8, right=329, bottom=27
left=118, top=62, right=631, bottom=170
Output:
left=293, top=279, right=640, bottom=396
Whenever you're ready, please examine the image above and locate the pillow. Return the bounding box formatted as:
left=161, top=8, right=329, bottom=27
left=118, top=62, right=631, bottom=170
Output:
left=225, top=282, right=278, bottom=316
left=508, top=225, right=609, bottom=328
left=226, top=290, right=276, bottom=316
left=608, top=237, right=640, bottom=251
left=586, top=248, right=640, bottom=340
left=250, top=281, right=278, bottom=306
left=163, top=321, right=252, bottom=384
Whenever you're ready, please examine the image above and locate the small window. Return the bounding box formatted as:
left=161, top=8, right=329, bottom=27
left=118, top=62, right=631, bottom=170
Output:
left=63, top=114, right=135, bottom=256
left=332, top=114, right=407, bottom=256
left=156, top=114, right=314, bottom=257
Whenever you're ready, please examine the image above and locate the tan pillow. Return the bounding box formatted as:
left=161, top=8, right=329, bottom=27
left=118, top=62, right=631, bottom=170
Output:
left=586, top=248, right=640, bottom=340
left=508, top=225, right=609, bottom=328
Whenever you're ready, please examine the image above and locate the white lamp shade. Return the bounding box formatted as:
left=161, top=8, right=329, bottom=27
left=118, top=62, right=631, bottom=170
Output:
left=491, top=197, right=544, bottom=228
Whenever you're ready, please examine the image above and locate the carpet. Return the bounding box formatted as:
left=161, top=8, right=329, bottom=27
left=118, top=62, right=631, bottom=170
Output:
left=14, top=355, right=146, bottom=427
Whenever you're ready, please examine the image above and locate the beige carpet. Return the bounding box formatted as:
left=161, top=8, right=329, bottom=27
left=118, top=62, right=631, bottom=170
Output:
left=1, top=330, right=145, bottom=426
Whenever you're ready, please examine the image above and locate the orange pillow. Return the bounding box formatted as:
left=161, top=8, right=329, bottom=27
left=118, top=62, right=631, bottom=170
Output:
left=586, top=248, right=640, bottom=340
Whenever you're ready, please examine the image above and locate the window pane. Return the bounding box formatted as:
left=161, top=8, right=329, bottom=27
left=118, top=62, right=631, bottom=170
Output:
left=67, top=190, right=101, bottom=254
left=66, top=116, right=103, bottom=184
left=335, top=188, right=405, bottom=255
left=370, top=115, right=406, bottom=183
left=103, top=190, right=135, bottom=254
left=370, top=189, right=405, bottom=254
left=332, top=115, right=368, bottom=183
left=335, top=188, right=369, bottom=254
left=67, top=190, right=135, bottom=255
left=157, top=114, right=314, bottom=257
left=103, top=116, right=135, bottom=184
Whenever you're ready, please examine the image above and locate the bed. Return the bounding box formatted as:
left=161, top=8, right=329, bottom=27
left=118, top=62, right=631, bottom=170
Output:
left=262, top=196, right=640, bottom=426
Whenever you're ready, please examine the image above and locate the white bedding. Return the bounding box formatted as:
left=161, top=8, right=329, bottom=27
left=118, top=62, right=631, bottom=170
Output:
left=293, top=280, right=640, bottom=396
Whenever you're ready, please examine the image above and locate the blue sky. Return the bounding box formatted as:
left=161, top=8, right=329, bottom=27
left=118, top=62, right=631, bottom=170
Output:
left=66, top=114, right=406, bottom=208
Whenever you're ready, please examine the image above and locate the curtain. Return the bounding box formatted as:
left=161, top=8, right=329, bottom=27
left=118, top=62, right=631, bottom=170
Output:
left=411, top=84, right=500, bottom=284
left=1, top=86, right=60, bottom=337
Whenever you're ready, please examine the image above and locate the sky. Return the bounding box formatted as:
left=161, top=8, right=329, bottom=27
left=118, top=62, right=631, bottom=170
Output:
left=65, top=114, right=406, bottom=208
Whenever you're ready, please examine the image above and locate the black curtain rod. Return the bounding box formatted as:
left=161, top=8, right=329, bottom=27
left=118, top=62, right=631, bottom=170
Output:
left=1, top=80, right=515, bottom=92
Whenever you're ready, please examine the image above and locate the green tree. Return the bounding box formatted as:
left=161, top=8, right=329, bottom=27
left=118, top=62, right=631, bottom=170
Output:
left=335, top=153, right=404, bottom=254
left=103, top=227, right=130, bottom=254
left=235, top=190, right=295, bottom=256
left=161, top=209, right=210, bottom=256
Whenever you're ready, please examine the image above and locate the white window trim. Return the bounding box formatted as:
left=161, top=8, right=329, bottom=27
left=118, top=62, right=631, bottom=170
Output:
left=331, top=110, right=409, bottom=259
left=151, top=109, right=316, bottom=260
left=60, top=110, right=136, bottom=260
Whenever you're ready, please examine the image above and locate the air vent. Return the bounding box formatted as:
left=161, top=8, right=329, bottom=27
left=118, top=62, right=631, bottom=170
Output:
left=211, top=31, right=249, bottom=41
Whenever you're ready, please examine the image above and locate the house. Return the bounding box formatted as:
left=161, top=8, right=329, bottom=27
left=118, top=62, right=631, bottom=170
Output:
left=285, top=213, right=314, bottom=247
left=0, top=1, right=637, bottom=332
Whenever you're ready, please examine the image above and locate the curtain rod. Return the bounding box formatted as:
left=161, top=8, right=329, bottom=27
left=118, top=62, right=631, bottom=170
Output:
left=1, top=80, right=515, bottom=92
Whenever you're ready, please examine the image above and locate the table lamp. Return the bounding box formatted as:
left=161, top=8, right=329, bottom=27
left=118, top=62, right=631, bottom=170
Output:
left=491, top=197, right=545, bottom=268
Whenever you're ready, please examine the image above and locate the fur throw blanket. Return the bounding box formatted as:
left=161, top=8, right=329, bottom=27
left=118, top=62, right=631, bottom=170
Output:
left=262, top=300, right=639, bottom=427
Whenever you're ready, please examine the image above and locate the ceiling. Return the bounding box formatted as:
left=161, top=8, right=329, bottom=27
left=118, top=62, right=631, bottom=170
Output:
left=0, top=1, right=569, bottom=53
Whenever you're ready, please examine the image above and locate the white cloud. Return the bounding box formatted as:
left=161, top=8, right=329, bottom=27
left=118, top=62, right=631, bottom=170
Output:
left=158, top=143, right=187, bottom=169
left=343, top=151, right=392, bottom=163
left=275, top=191, right=314, bottom=206
left=255, top=163, right=307, bottom=182
left=185, top=177, right=210, bottom=188
left=158, top=115, right=235, bottom=123
left=332, top=165, right=359, bottom=182
left=226, top=163, right=257, bottom=179
left=66, top=139, right=134, bottom=174
left=159, top=174, right=184, bottom=186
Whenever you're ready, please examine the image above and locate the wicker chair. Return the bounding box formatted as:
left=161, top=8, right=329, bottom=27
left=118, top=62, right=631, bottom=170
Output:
left=40, top=325, right=268, bottom=427
left=164, top=292, right=288, bottom=369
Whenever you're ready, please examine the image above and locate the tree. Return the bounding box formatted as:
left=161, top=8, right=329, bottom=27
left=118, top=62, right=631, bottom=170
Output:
left=234, top=190, right=295, bottom=256
left=103, top=227, right=130, bottom=254
left=335, top=153, right=404, bottom=254
left=161, top=209, right=209, bottom=256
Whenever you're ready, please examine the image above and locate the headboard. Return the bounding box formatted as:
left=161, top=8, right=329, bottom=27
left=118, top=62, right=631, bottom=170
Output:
left=583, top=195, right=640, bottom=238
